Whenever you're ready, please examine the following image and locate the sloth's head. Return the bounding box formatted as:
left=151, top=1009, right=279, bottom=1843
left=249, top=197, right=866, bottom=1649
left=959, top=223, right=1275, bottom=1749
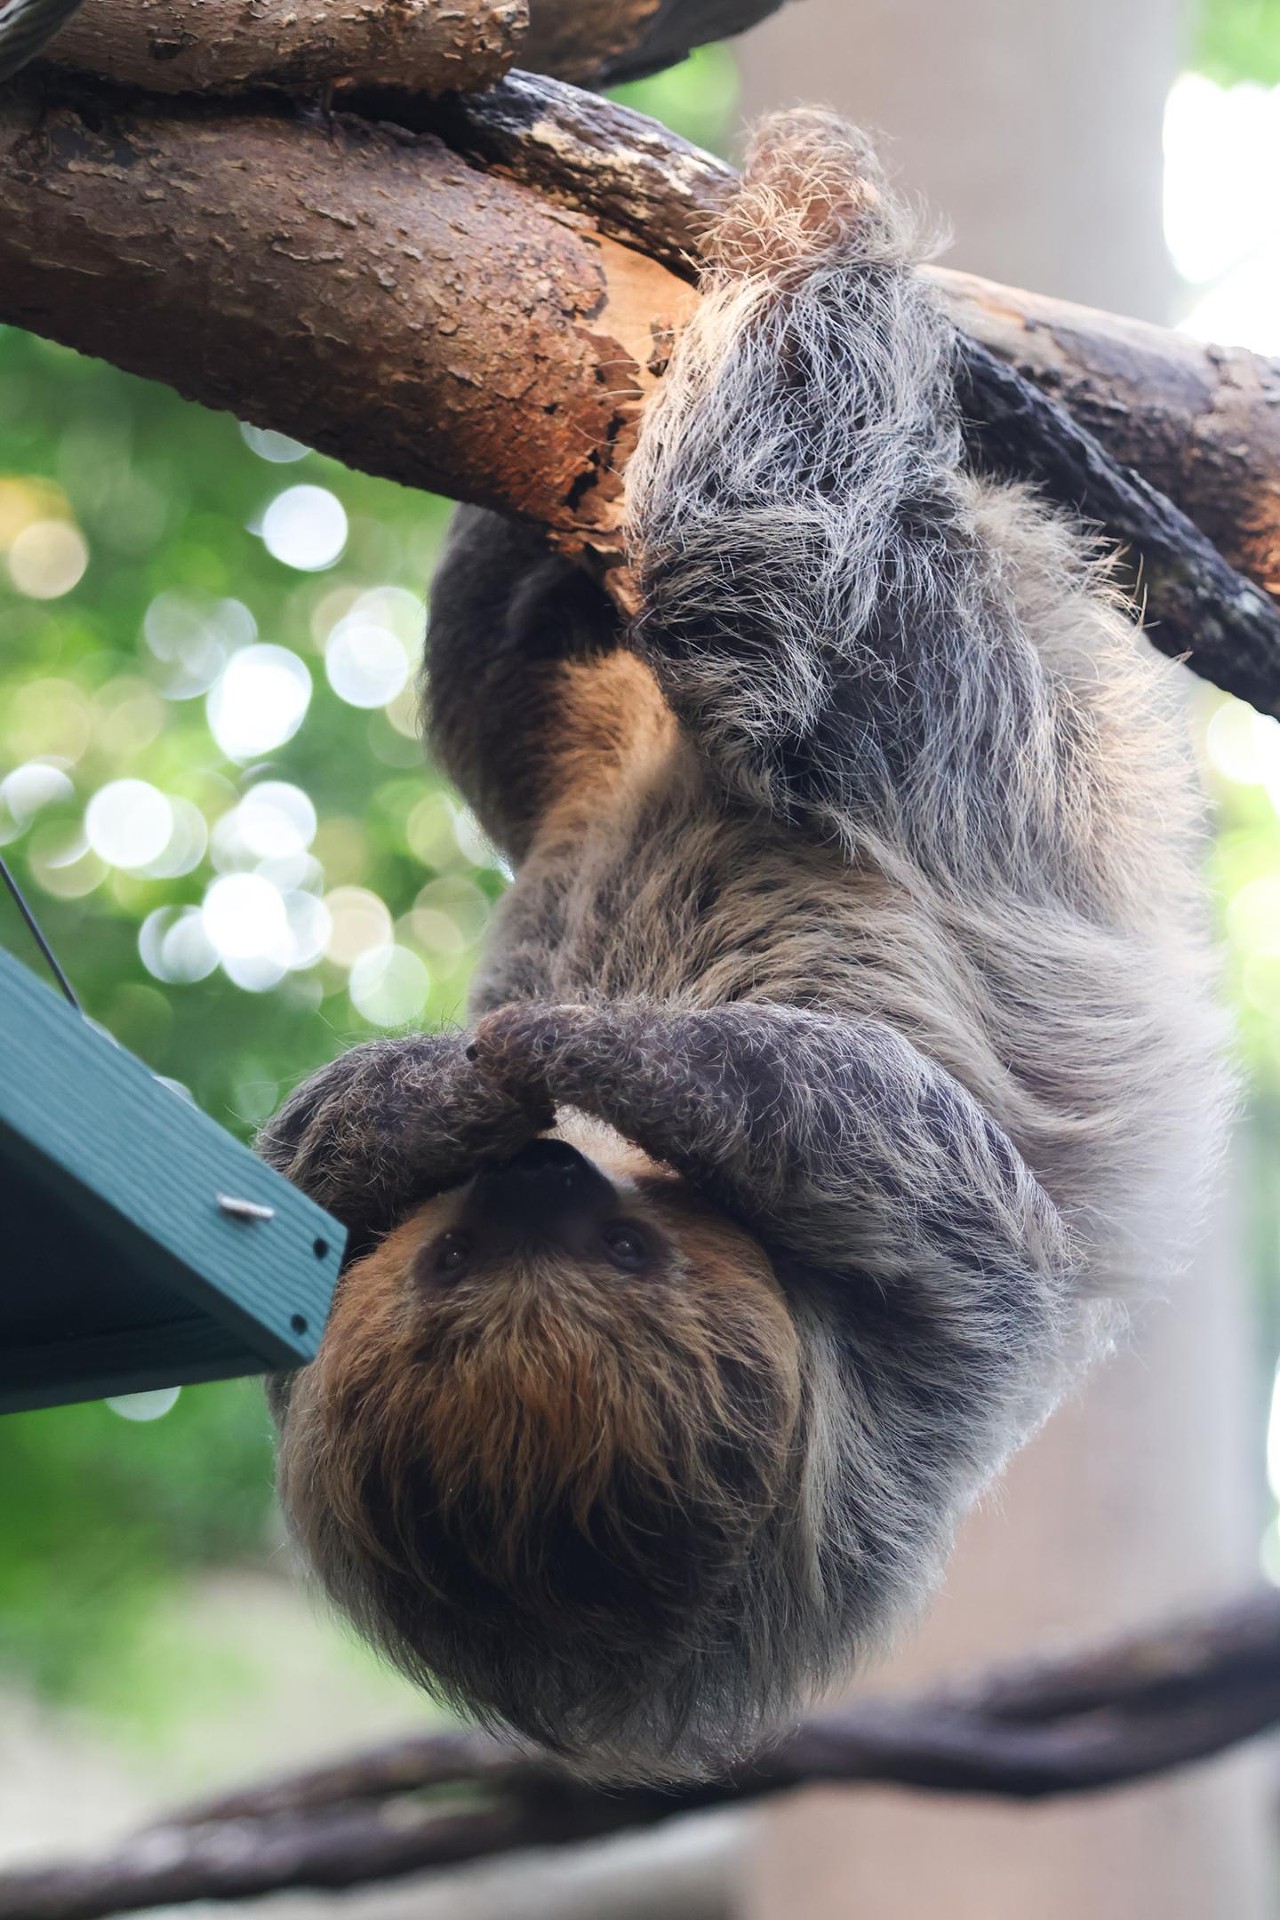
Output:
left=273, top=1121, right=815, bottom=1779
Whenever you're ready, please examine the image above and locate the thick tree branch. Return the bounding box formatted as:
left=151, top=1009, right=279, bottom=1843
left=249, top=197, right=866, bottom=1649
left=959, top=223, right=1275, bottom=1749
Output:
left=436, top=72, right=1280, bottom=614
left=954, top=341, right=1280, bottom=715
left=35, top=0, right=791, bottom=94
left=39, top=0, right=529, bottom=98
left=2, top=70, right=1280, bottom=706
left=0, top=80, right=695, bottom=563
left=1, top=1590, right=1278, bottom=1920
left=943, top=265, right=1280, bottom=605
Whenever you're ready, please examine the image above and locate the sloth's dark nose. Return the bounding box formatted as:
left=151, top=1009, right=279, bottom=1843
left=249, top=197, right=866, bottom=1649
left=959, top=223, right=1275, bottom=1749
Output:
left=502, top=1138, right=593, bottom=1179
left=461, top=1139, right=616, bottom=1246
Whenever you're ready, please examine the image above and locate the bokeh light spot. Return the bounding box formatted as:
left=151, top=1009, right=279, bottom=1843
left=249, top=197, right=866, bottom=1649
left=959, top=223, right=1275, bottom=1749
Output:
left=236, top=782, right=318, bottom=861
left=85, top=780, right=175, bottom=870
left=106, top=1387, right=182, bottom=1422
left=282, top=889, right=331, bottom=970
left=139, top=906, right=219, bottom=985
left=240, top=423, right=310, bottom=464
left=325, top=617, right=412, bottom=709
left=261, top=486, right=347, bottom=571
left=28, top=826, right=105, bottom=900
left=141, top=800, right=210, bottom=880
left=7, top=519, right=88, bottom=598
left=145, top=591, right=255, bottom=700
left=349, top=944, right=430, bottom=1027
left=207, top=645, right=311, bottom=761
left=202, top=871, right=289, bottom=963
left=1, top=761, right=74, bottom=829
left=323, top=886, right=393, bottom=967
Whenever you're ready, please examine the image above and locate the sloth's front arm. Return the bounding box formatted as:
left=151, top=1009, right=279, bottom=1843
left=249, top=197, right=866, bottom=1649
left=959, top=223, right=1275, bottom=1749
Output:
left=257, top=1033, right=552, bottom=1264
left=471, top=1000, right=1074, bottom=1340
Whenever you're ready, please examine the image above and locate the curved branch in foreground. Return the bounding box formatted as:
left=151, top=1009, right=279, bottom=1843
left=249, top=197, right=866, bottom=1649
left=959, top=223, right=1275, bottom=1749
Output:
left=1, top=1590, right=1278, bottom=1920
left=2, top=72, right=1280, bottom=709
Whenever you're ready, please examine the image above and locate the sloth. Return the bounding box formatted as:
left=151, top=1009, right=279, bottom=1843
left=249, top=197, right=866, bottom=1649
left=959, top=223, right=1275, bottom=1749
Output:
left=260, top=111, right=1229, bottom=1781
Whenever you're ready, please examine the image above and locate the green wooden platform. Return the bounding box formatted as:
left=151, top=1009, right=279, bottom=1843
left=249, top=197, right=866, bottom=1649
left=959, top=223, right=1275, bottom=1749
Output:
left=0, top=945, right=345, bottom=1413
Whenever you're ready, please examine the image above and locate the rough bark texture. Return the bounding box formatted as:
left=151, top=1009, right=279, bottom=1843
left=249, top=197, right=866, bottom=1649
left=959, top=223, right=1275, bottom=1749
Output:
left=2, top=71, right=1280, bottom=702
left=938, top=265, right=1280, bottom=603
left=430, top=75, right=1280, bottom=608
left=40, top=0, right=527, bottom=97
left=421, top=67, right=736, bottom=273
left=1, top=1590, right=1277, bottom=1920
left=35, top=0, right=792, bottom=94
left=0, top=82, right=694, bottom=564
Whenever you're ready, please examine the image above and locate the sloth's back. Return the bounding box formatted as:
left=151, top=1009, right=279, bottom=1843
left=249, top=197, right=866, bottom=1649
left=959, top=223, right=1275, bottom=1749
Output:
left=471, top=473, right=1226, bottom=1297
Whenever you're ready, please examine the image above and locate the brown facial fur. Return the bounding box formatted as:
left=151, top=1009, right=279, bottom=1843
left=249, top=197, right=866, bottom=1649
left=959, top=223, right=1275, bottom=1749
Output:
left=276, top=1120, right=804, bottom=1762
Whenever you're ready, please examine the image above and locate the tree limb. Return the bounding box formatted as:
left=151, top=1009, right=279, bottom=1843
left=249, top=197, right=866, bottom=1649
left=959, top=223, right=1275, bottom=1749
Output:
left=0, top=79, right=695, bottom=563
left=521, top=0, right=790, bottom=85
left=434, top=71, right=1280, bottom=618
left=38, top=0, right=529, bottom=98
left=35, top=0, right=792, bottom=94
left=954, top=340, right=1280, bottom=715
left=2, top=69, right=1280, bottom=707
left=2, top=1590, right=1278, bottom=1920
left=942, top=265, right=1280, bottom=606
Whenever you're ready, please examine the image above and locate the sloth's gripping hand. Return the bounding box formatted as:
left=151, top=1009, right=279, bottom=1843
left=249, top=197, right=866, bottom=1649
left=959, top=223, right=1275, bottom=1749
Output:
left=473, top=1001, right=1077, bottom=1468
left=258, top=1033, right=553, bottom=1264
left=472, top=999, right=1072, bottom=1301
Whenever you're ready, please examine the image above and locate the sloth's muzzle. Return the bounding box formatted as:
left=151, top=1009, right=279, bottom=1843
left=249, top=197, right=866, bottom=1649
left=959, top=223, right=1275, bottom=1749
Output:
left=459, top=1138, right=619, bottom=1259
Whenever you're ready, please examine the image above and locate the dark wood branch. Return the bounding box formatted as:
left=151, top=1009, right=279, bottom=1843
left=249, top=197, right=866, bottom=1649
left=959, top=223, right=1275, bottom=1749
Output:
left=3, top=1591, right=1279, bottom=1920
left=522, top=0, right=790, bottom=85
left=420, top=68, right=734, bottom=276
left=940, top=265, right=1280, bottom=609
left=956, top=341, right=1280, bottom=714
left=3, top=68, right=1280, bottom=707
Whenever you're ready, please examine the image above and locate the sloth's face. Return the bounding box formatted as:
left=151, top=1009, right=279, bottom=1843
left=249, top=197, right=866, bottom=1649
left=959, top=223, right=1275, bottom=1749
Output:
left=274, top=1121, right=806, bottom=1752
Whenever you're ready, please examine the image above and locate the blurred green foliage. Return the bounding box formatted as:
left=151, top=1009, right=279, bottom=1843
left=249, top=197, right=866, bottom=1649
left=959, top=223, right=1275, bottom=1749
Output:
left=0, top=1383, right=274, bottom=1704
left=1195, top=0, right=1280, bottom=86
left=0, top=51, right=738, bottom=1718
left=611, top=40, right=740, bottom=153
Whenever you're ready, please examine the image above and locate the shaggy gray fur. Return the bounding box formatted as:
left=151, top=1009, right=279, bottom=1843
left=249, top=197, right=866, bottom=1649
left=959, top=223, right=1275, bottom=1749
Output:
left=261, top=111, right=1229, bottom=1780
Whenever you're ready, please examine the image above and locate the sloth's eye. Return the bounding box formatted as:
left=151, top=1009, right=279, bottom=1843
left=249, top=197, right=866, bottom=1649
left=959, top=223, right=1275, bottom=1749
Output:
left=432, top=1232, right=473, bottom=1280
left=601, top=1223, right=649, bottom=1272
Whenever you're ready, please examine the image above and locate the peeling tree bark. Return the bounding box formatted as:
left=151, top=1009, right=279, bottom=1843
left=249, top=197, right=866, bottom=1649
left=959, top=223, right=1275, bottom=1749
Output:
left=41, top=0, right=528, bottom=98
